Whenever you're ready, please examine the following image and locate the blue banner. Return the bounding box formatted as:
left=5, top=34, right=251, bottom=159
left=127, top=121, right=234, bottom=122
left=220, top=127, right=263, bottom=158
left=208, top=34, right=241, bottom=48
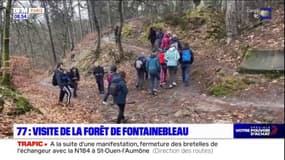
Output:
left=234, top=124, right=285, bottom=138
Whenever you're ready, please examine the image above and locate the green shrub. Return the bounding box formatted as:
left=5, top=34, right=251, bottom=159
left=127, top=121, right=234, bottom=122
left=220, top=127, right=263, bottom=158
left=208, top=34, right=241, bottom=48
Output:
left=15, top=96, right=32, bottom=114
left=209, top=77, right=249, bottom=96
left=122, top=25, right=133, bottom=37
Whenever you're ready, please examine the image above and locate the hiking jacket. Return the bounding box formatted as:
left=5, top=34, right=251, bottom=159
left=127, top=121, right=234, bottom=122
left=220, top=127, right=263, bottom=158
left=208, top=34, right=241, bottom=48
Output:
left=170, top=37, right=182, bottom=51
left=165, top=47, right=180, bottom=67
left=93, top=66, right=104, bottom=78
left=112, top=75, right=128, bottom=104
left=55, top=68, right=69, bottom=88
left=161, top=34, right=170, bottom=50
left=69, top=69, right=80, bottom=82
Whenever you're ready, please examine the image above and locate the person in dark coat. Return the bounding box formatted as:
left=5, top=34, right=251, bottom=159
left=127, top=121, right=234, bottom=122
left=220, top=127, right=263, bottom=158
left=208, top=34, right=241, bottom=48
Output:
left=54, top=63, right=72, bottom=106
left=113, top=71, right=128, bottom=124
left=93, top=63, right=105, bottom=94
left=68, top=67, right=80, bottom=98
left=114, top=25, right=119, bottom=46
left=148, top=27, right=156, bottom=49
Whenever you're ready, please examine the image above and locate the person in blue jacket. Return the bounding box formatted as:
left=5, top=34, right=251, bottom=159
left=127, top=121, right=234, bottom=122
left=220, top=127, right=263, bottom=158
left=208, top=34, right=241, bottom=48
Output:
left=146, top=49, right=161, bottom=95
left=54, top=63, right=72, bottom=106
left=180, top=43, right=194, bottom=87
left=165, top=44, right=180, bottom=88
left=112, top=71, right=128, bottom=124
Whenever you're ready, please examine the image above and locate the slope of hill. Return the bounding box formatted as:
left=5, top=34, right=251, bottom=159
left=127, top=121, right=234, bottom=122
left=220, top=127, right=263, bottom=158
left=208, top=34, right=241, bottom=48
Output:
left=0, top=6, right=283, bottom=138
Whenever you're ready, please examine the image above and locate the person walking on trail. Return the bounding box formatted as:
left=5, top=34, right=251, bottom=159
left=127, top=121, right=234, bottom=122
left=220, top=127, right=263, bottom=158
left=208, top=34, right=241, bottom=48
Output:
left=161, top=32, right=171, bottom=51
left=156, top=28, right=164, bottom=48
left=134, top=55, right=147, bottom=89
left=170, top=34, right=182, bottom=52
left=180, top=43, right=194, bottom=87
left=114, top=25, right=119, bottom=46
left=54, top=63, right=72, bottom=106
left=102, top=65, right=117, bottom=105
left=148, top=27, right=156, bottom=48
left=68, top=67, right=80, bottom=98
left=154, top=28, right=163, bottom=51
left=93, top=63, right=105, bottom=95
left=146, top=49, right=161, bottom=95
left=165, top=44, right=180, bottom=88
left=158, top=49, right=167, bottom=87
left=110, top=70, right=128, bottom=124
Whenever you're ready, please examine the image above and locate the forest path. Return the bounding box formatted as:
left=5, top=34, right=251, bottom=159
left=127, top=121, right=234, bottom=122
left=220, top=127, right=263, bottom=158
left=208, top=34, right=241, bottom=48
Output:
left=14, top=35, right=284, bottom=125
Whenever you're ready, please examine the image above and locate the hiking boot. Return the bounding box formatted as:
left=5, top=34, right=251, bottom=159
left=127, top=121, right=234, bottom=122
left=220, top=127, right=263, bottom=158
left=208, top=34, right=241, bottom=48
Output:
left=102, top=101, right=108, bottom=105
left=172, top=82, right=177, bottom=86
left=122, top=117, right=129, bottom=123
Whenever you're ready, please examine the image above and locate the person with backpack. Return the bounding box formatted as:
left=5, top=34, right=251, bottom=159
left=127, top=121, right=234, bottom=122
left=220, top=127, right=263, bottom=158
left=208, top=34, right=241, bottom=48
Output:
left=180, top=43, right=194, bottom=87
left=102, top=65, right=117, bottom=105
left=158, top=49, right=167, bottom=86
left=134, top=55, right=147, bottom=90
left=68, top=67, right=80, bottom=98
left=148, top=27, right=156, bottom=49
left=110, top=69, right=128, bottom=123
left=93, top=63, right=105, bottom=95
left=165, top=44, right=180, bottom=88
left=146, top=49, right=161, bottom=95
left=53, top=63, right=72, bottom=106
left=170, top=34, right=182, bottom=52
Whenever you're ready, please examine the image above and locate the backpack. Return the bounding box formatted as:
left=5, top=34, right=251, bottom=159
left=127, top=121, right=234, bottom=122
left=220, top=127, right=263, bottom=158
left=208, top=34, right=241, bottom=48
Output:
left=52, top=72, right=57, bottom=86
left=135, top=59, right=143, bottom=69
left=148, top=58, right=159, bottom=74
left=181, top=49, right=192, bottom=62
left=158, top=52, right=165, bottom=64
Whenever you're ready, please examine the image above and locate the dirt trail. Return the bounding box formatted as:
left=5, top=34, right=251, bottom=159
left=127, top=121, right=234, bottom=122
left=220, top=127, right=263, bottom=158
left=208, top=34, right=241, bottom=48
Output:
left=13, top=35, right=283, bottom=126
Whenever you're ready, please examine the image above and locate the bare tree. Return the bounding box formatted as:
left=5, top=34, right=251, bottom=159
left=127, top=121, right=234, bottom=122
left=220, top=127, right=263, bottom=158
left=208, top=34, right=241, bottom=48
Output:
left=107, top=0, right=113, bottom=29
left=1, top=0, right=12, bottom=86
left=117, top=0, right=124, bottom=57
left=225, top=0, right=238, bottom=44
left=90, top=0, right=101, bottom=55
left=77, top=0, right=83, bottom=39
left=43, top=0, right=57, bottom=64
left=0, top=0, right=3, bottom=60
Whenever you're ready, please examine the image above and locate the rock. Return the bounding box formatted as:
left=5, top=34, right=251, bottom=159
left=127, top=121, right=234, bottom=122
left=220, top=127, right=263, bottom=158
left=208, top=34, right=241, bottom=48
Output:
left=201, top=94, right=206, bottom=97
left=174, top=110, right=184, bottom=117
left=272, top=80, right=278, bottom=83
left=233, top=72, right=239, bottom=76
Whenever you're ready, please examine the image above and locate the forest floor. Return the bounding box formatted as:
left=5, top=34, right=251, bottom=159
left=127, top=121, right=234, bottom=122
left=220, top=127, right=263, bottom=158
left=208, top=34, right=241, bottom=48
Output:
left=0, top=9, right=284, bottom=138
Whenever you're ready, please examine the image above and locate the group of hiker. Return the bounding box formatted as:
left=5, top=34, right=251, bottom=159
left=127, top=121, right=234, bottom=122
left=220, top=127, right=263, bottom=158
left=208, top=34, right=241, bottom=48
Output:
left=53, top=62, right=128, bottom=124
left=53, top=63, right=80, bottom=106
left=52, top=26, right=193, bottom=123
left=135, top=27, right=194, bottom=95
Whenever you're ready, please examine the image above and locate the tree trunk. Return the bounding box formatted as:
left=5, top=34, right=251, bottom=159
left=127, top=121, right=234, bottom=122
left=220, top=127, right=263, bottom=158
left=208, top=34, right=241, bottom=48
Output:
left=0, top=0, right=3, bottom=62
left=1, top=0, right=12, bottom=86
left=43, top=0, right=57, bottom=65
left=107, top=0, right=113, bottom=29
left=225, top=0, right=238, bottom=44
left=90, top=0, right=101, bottom=55
left=117, top=0, right=124, bottom=58
left=87, top=0, right=94, bottom=32
left=25, top=21, right=35, bottom=67
left=221, top=0, right=227, bottom=13
left=77, top=0, right=83, bottom=39
left=68, top=0, right=74, bottom=51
